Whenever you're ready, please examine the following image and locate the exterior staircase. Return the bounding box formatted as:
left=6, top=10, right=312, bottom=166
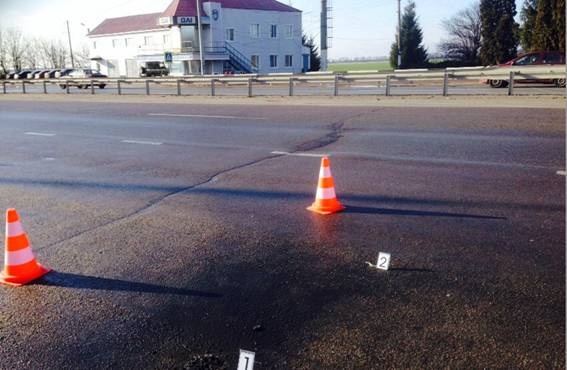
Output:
left=225, top=42, right=258, bottom=73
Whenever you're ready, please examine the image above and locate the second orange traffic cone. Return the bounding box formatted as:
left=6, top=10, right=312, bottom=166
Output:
left=0, top=209, right=51, bottom=287
left=307, top=156, right=346, bottom=215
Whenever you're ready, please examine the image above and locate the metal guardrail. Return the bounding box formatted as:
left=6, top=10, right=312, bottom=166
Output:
left=1, top=65, right=564, bottom=97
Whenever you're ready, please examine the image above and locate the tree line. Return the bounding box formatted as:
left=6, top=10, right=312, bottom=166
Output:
left=389, top=0, right=565, bottom=69
left=0, top=27, right=90, bottom=75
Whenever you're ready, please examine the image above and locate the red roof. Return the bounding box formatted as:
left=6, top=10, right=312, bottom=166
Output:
left=162, top=0, right=299, bottom=17
left=89, top=13, right=165, bottom=36
left=89, top=0, right=300, bottom=36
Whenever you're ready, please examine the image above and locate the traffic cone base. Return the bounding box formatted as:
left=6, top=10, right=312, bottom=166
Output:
left=0, top=263, right=51, bottom=287
left=307, top=156, right=345, bottom=215
left=1, top=208, right=51, bottom=287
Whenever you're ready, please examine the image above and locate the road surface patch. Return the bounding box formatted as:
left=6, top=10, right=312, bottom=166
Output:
left=121, top=140, right=163, bottom=146
left=25, top=132, right=56, bottom=137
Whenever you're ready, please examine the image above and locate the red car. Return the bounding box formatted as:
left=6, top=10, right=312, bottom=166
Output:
left=487, top=51, right=565, bottom=88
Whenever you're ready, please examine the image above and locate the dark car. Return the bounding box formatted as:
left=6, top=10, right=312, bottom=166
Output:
left=33, top=70, right=51, bottom=79
left=56, top=68, right=74, bottom=78
left=59, top=69, right=108, bottom=89
left=14, top=70, right=32, bottom=79
left=140, top=62, right=169, bottom=77
left=45, top=70, right=60, bottom=79
left=487, top=51, right=566, bottom=88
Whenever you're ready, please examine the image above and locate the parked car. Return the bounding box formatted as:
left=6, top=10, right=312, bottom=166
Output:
left=55, top=68, right=74, bottom=78
left=140, top=62, right=169, bottom=77
left=13, top=70, right=32, bottom=79
left=59, top=69, right=108, bottom=89
left=33, top=70, right=51, bottom=79
left=486, top=51, right=566, bottom=88
left=6, top=71, right=18, bottom=79
left=25, top=70, right=41, bottom=79
left=45, top=70, right=60, bottom=79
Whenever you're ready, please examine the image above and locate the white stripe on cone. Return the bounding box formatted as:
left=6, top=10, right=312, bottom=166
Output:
left=6, top=221, right=25, bottom=237
left=316, top=187, right=337, bottom=200
left=5, top=247, right=35, bottom=266
left=319, top=167, right=332, bottom=178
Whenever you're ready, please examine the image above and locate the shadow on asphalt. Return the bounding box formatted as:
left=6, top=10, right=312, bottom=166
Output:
left=343, top=205, right=506, bottom=220
left=36, top=271, right=221, bottom=298
left=2, top=178, right=559, bottom=213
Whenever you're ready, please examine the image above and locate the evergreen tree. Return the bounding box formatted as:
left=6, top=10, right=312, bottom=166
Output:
left=480, top=0, right=519, bottom=65
left=520, top=0, right=538, bottom=51
left=389, top=1, right=428, bottom=69
left=302, top=34, right=321, bottom=72
left=553, top=0, right=565, bottom=52
left=534, top=0, right=555, bottom=50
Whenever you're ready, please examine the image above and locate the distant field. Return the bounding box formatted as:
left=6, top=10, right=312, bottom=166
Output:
left=328, top=61, right=392, bottom=72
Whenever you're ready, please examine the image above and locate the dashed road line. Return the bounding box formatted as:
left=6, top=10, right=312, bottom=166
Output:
left=25, top=132, right=56, bottom=137
left=271, top=151, right=326, bottom=158
left=148, top=113, right=268, bottom=120
left=121, top=140, right=163, bottom=146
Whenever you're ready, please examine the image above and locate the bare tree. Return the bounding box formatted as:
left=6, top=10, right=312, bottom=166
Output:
left=0, top=27, right=9, bottom=74
left=39, top=39, right=68, bottom=69
left=23, top=38, right=42, bottom=69
left=74, top=43, right=91, bottom=68
left=439, top=2, right=482, bottom=65
left=6, top=27, right=25, bottom=71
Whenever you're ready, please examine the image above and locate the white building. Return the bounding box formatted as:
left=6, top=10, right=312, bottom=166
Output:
left=88, top=0, right=309, bottom=76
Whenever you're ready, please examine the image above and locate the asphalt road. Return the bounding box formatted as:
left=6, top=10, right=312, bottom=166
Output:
left=2, top=80, right=565, bottom=96
left=0, top=98, right=564, bottom=369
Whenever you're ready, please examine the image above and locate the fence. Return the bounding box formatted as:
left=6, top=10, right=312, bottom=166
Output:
left=1, top=65, right=565, bottom=97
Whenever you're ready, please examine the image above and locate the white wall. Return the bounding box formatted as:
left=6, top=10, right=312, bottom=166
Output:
left=221, top=8, right=303, bottom=74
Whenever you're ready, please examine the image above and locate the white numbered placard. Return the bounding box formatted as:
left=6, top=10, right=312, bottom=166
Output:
left=238, top=349, right=255, bottom=370
left=377, top=252, right=391, bottom=271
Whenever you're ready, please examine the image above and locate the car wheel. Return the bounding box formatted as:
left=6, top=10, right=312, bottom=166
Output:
left=98, top=84, right=106, bottom=89
left=59, top=84, right=66, bottom=89
left=77, top=85, right=84, bottom=89
left=489, top=79, right=508, bottom=88
left=554, top=78, right=566, bottom=88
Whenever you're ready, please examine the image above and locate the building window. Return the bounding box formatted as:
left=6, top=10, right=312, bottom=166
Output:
left=271, top=24, right=278, bottom=38
left=112, top=39, right=119, bottom=48
left=284, top=25, right=293, bottom=38
left=125, top=38, right=134, bottom=47
left=92, top=41, right=97, bottom=49
left=250, top=24, right=260, bottom=38
left=144, top=36, right=152, bottom=46
left=270, top=55, right=278, bottom=68
left=163, top=35, right=170, bottom=45
left=285, top=55, right=293, bottom=67
left=251, top=55, right=260, bottom=68
left=226, top=28, right=235, bottom=41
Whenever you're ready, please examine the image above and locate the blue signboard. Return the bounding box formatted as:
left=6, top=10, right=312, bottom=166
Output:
left=164, top=52, right=173, bottom=63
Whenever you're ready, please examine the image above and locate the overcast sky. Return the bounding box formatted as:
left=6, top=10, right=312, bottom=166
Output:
left=0, top=0, right=524, bottom=59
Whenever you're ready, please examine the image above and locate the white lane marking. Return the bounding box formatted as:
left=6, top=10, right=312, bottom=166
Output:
left=121, top=140, right=163, bottom=146
left=148, top=113, right=268, bottom=120
left=25, top=132, right=56, bottom=137
left=42, top=157, right=56, bottom=161
left=557, top=171, right=566, bottom=176
left=271, top=151, right=326, bottom=158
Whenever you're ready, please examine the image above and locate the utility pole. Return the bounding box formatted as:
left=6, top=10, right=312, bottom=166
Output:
left=196, top=0, right=204, bottom=75
left=320, top=0, right=328, bottom=71
left=66, top=20, right=75, bottom=68
left=397, top=0, right=401, bottom=68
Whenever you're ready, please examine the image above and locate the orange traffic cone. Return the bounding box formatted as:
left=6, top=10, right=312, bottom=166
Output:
left=307, top=156, right=346, bottom=215
left=0, top=209, right=51, bottom=286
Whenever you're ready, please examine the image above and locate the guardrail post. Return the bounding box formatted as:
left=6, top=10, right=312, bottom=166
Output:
left=177, top=79, right=181, bottom=96
left=289, top=77, right=294, bottom=96
left=443, top=71, right=449, bottom=96
left=508, top=72, right=515, bottom=96
left=43, top=80, right=47, bottom=94
left=91, top=80, right=95, bottom=95
left=66, top=82, right=70, bottom=94
left=146, top=80, right=150, bottom=95
left=385, top=75, right=391, bottom=96
left=211, top=79, right=216, bottom=96
left=2, top=81, right=6, bottom=94
left=334, top=74, right=339, bottom=96
left=247, top=78, right=253, bottom=98
left=22, top=80, right=26, bottom=94
left=117, top=80, right=122, bottom=95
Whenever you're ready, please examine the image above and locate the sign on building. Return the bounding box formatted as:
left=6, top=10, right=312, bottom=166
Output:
left=177, top=16, right=196, bottom=25
left=158, top=17, right=173, bottom=26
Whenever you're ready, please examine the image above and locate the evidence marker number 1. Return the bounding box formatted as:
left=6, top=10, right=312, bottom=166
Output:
left=376, top=252, right=391, bottom=271
left=238, top=349, right=256, bottom=370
